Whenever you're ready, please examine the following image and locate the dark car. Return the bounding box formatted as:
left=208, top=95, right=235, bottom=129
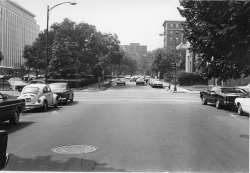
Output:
left=200, top=86, right=248, bottom=109
left=49, top=83, right=74, bottom=104
left=0, top=130, right=9, bottom=170
left=0, top=93, right=25, bottom=125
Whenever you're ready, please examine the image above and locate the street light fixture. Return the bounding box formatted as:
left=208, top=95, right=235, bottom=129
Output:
left=45, top=1, right=77, bottom=84
left=159, top=32, right=179, bottom=91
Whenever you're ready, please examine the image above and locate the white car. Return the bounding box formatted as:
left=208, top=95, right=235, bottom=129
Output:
left=18, top=84, right=58, bottom=111
left=116, top=78, right=126, bottom=85
left=8, top=77, right=27, bottom=92
left=235, top=97, right=250, bottom=115
left=237, top=83, right=250, bottom=94
left=151, top=79, right=164, bottom=88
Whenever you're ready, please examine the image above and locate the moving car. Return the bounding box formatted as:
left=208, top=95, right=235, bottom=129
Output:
left=0, top=93, right=25, bottom=125
left=235, top=97, right=250, bottom=115
left=49, top=83, right=74, bottom=104
left=200, top=86, right=248, bottom=109
left=136, top=78, right=145, bottom=85
left=18, top=84, right=58, bottom=111
left=116, top=77, right=126, bottom=85
left=151, top=79, right=164, bottom=88
left=8, top=77, right=27, bottom=92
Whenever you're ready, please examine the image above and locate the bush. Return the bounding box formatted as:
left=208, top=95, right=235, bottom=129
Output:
left=178, top=72, right=207, bottom=85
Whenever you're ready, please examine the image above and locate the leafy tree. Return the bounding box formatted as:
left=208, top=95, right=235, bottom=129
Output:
left=178, top=0, right=250, bottom=80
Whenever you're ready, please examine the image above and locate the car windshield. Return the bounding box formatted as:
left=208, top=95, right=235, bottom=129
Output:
left=49, top=84, right=67, bottom=89
left=220, top=88, right=245, bottom=93
left=22, top=87, right=39, bottom=94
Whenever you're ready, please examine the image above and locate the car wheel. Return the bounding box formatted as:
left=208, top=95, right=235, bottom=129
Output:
left=42, top=101, right=48, bottom=112
left=215, top=99, right=221, bottom=109
left=9, top=108, right=20, bottom=125
left=18, top=88, right=22, bottom=92
left=237, top=103, right=244, bottom=115
left=201, top=96, right=207, bottom=105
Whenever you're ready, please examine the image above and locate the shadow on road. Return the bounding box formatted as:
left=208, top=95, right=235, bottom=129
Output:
left=0, top=121, right=34, bottom=134
left=5, top=154, right=126, bottom=172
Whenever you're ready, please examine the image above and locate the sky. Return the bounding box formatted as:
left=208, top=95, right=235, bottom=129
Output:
left=14, top=0, right=185, bottom=51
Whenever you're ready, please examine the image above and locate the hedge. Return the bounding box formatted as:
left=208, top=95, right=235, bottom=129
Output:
left=178, top=72, right=207, bottom=86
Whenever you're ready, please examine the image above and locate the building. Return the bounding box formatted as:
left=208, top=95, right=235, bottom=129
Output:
left=162, top=20, right=185, bottom=49
left=120, top=43, right=147, bottom=58
left=0, top=0, right=40, bottom=75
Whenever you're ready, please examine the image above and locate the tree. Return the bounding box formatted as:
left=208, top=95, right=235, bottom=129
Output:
left=0, top=51, right=4, bottom=63
left=178, top=1, right=250, bottom=80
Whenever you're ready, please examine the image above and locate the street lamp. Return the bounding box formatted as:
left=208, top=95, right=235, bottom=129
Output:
left=159, top=32, right=179, bottom=91
left=45, top=1, right=77, bottom=84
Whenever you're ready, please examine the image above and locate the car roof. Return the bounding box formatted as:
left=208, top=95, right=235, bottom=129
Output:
left=24, top=84, right=47, bottom=89
left=49, top=82, right=68, bottom=85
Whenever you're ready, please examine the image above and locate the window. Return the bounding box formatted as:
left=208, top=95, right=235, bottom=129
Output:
left=176, top=24, right=179, bottom=28
left=176, top=38, right=179, bottom=42
left=170, top=24, right=173, bottom=28
left=170, top=31, right=173, bottom=34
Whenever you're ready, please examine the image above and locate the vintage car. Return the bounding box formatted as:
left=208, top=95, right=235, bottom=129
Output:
left=235, top=97, right=250, bottom=115
left=136, top=77, right=145, bottom=85
left=200, top=86, right=248, bottom=109
left=8, top=77, right=27, bottom=92
left=151, top=79, right=164, bottom=88
left=0, top=93, right=25, bottom=125
left=0, top=130, right=9, bottom=170
left=116, top=77, right=126, bottom=85
left=18, top=84, right=58, bottom=111
left=130, top=76, right=139, bottom=82
left=236, top=83, right=250, bottom=94
left=49, top=83, right=74, bottom=104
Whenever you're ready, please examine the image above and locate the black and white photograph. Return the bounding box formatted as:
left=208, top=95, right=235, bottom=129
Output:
left=0, top=0, right=249, bottom=172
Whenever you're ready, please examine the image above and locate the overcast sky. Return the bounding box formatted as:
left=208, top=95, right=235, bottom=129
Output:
left=14, top=0, right=185, bottom=51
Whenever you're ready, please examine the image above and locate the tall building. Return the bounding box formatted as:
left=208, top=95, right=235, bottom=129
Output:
left=0, top=0, right=40, bottom=75
left=162, top=20, right=185, bottom=49
left=120, top=43, right=147, bottom=58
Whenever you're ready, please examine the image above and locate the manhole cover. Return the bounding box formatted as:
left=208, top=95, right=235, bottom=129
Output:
left=52, top=145, right=98, bottom=154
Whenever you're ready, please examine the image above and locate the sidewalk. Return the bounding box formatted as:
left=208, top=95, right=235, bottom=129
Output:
left=162, top=82, right=200, bottom=94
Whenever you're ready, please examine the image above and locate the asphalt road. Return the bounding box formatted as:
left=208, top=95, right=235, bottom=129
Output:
left=1, top=80, right=249, bottom=172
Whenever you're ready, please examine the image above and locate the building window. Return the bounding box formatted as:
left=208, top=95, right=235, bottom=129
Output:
left=170, top=31, right=173, bottom=34
left=170, top=24, right=173, bottom=28
left=176, top=24, right=179, bottom=28
left=176, top=38, right=179, bottom=42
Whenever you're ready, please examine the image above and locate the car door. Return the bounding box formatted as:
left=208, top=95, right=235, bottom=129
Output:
left=43, top=86, right=53, bottom=105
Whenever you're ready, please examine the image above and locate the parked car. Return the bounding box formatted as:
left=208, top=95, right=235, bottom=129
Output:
left=28, top=79, right=46, bottom=85
left=149, top=78, right=155, bottom=86
left=235, top=97, right=250, bottom=115
left=8, top=77, right=27, bottom=92
left=151, top=79, right=164, bottom=88
left=130, top=76, right=139, bottom=82
left=18, top=84, right=58, bottom=111
left=236, top=83, right=250, bottom=94
left=200, top=86, right=248, bottom=109
left=136, top=78, right=145, bottom=85
left=0, top=130, right=9, bottom=170
left=125, top=75, right=131, bottom=79
left=49, top=83, right=74, bottom=104
left=116, top=77, right=126, bottom=85
left=144, top=76, right=150, bottom=83
left=0, top=93, right=25, bottom=125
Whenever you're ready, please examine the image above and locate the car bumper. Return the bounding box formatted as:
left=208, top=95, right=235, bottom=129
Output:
left=25, top=103, right=43, bottom=110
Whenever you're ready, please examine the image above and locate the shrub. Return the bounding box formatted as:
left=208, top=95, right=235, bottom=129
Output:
left=178, top=72, right=207, bottom=85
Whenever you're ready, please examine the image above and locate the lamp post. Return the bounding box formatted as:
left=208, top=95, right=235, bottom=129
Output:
left=159, top=32, right=179, bottom=91
left=45, top=1, right=77, bottom=84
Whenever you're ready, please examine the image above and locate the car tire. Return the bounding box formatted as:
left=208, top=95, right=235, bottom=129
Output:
left=42, top=101, right=48, bottom=112
left=215, top=99, right=221, bottom=109
left=18, top=88, right=22, bottom=92
left=237, top=103, right=244, bottom=115
left=9, top=108, right=20, bottom=125
left=201, top=96, right=207, bottom=105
